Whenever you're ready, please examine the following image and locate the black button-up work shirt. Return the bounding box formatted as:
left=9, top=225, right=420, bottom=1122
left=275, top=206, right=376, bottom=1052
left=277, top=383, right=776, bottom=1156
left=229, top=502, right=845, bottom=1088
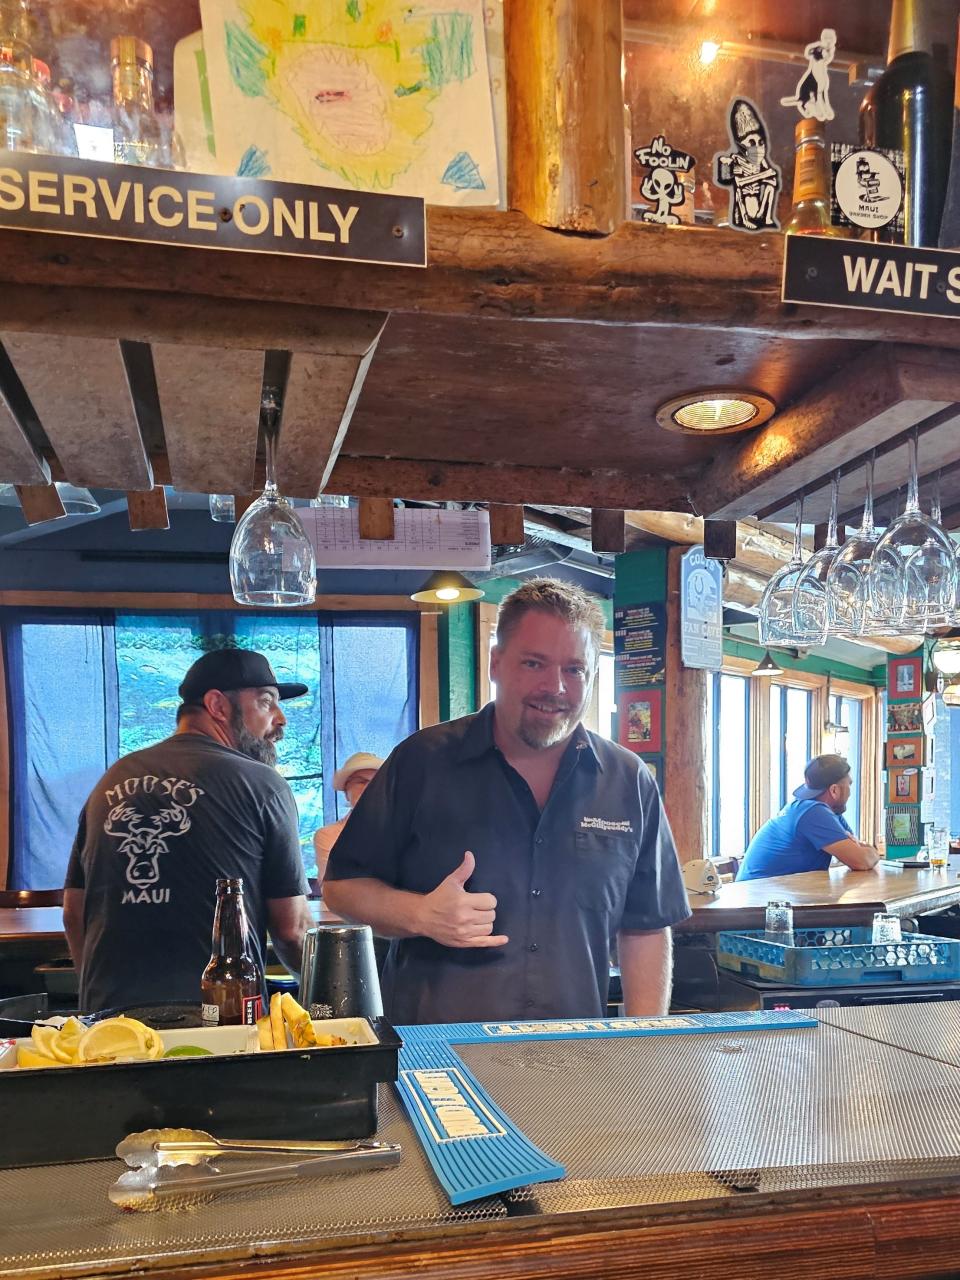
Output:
left=325, top=704, right=690, bottom=1024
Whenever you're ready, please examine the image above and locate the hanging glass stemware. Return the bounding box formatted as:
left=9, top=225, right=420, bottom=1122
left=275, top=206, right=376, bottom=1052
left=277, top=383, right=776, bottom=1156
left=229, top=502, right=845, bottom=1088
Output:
left=758, top=495, right=808, bottom=648
left=867, top=426, right=956, bottom=633
left=229, top=392, right=317, bottom=607
left=793, top=470, right=842, bottom=647
left=827, top=454, right=882, bottom=637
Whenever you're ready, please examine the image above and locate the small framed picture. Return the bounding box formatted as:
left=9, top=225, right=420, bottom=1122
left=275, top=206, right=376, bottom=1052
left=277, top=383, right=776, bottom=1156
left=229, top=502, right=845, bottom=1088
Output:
left=886, top=806, right=920, bottom=846
left=889, top=657, right=922, bottom=699
left=887, top=701, right=923, bottom=734
left=885, top=735, right=924, bottom=768
left=617, top=689, right=662, bottom=754
left=643, top=755, right=663, bottom=790
left=888, top=768, right=919, bottom=804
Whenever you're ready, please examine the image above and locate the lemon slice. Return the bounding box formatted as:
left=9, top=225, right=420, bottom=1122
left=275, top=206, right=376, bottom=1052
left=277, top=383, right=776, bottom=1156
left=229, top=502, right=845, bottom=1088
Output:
left=77, top=1016, right=152, bottom=1064
left=50, top=1017, right=86, bottom=1063
left=30, top=1025, right=60, bottom=1060
left=17, top=1045, right=64, bottom=1069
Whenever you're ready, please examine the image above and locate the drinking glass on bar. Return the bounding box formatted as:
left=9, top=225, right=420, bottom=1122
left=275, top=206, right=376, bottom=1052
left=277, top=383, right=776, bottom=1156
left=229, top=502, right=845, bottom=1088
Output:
left=871, top=912, right=902, bottom=945
left=765, top=900, right=795, bottom=947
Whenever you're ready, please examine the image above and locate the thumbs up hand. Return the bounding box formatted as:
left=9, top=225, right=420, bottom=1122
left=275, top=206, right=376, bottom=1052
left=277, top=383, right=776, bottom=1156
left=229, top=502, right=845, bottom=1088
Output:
left=416, top=851, right=509, bottom=949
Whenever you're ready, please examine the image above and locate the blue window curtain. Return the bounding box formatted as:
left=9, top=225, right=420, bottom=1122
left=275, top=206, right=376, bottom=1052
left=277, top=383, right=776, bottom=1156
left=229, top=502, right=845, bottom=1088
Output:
left=319, top=612, right=419, bottom=824
left=4, top=608, right=418, bottom=888
left=6, top=611, right=118, bottom=888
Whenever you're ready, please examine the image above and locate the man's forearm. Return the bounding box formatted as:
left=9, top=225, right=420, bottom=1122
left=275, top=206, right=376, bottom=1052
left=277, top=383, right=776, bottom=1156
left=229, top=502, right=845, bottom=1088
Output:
left=322, top=878, right=425, bottom=938
left=617, top=927, right=672, bottom=1016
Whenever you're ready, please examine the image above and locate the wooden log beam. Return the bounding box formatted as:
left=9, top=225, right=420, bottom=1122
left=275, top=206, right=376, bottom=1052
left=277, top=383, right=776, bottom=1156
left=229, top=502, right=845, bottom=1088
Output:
left=126, top=487, right=169, bottom=532
left=664, top=548, right=708, bottom=863
left=489, top=504, right=526, bottom=547
left=1, top=333, right=153, bottom=491
left=591, top=508, right=626, bottom=553
left=698, top=346, right=960, bottom=521
left=0, top=346, right=49, bottom=486
left=10, top=217, right=960, bottom=353
left=358, top=497, right=395, bottom=541
left=505, top=0, right=625, bottom=234
left=276, top=327, right=386, bottom=499
left=15, top=482, right=65, bottom=525
left=153, top=346, right=264, bottom=494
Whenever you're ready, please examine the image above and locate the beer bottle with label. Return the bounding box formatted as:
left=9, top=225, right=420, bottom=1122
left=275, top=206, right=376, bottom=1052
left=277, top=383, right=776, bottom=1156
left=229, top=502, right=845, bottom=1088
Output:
left=201, top=878, right=264, bottom=1026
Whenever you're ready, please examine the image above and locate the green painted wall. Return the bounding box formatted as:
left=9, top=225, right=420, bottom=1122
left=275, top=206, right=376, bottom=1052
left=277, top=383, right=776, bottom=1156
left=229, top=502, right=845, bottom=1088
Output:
left=613, top=548, right=668, bottom=608
left=477, top=574, right=614, bottom=628
left=723, top=638, right=886, bottom=687
left=438, top=604, right=477, bottom=721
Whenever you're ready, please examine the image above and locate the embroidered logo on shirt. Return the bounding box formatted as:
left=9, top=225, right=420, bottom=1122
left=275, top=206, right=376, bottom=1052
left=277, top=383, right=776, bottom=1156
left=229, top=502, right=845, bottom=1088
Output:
left=579, top=817, right=633, bottom=834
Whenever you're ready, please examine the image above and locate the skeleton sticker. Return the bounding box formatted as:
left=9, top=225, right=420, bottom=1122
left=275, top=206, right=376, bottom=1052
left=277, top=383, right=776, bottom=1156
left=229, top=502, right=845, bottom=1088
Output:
left=714, top=98, right=782, bottom=233
left=633, top=135, right=695, bottom=226
left=103, top=774, right=205, bottom=904
left=780, top=29, right=836, bottom=122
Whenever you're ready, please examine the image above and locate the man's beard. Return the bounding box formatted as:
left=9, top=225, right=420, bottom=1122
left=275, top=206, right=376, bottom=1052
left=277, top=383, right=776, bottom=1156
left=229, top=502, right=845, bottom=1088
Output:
left=517, top=700, right=580, bottom=750
left=229, top=704, right=281, bottom=766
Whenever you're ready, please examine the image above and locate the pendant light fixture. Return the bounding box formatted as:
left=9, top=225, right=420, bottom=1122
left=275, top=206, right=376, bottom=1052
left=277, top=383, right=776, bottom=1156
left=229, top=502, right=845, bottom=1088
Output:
left=411, top=570, right=484, bottom=604
left=750, top=649, right=784, bottom=677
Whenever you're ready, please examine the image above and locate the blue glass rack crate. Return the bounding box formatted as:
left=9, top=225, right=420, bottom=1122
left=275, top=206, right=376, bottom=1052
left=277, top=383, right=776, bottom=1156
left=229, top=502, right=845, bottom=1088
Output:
left=717, top=927, right=960, bottom=987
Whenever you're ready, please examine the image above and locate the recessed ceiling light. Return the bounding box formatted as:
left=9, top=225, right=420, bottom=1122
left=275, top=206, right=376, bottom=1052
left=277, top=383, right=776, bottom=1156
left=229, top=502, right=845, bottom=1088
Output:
left=656, top=390, right=776, bottom=435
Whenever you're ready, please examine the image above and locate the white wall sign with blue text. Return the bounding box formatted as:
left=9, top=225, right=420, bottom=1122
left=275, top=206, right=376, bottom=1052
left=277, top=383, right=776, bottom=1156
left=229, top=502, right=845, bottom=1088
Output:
left=680, top=545, right=723, bottom=670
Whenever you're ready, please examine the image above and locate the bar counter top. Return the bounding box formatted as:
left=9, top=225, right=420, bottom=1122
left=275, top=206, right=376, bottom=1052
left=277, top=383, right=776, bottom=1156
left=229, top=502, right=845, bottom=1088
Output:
left=3, top=1006, right=960, bottom=1280
left=678, top=858, right=960, bottom=932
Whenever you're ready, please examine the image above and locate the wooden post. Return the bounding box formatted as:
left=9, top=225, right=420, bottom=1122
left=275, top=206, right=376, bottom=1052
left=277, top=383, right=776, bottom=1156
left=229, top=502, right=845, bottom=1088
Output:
left=505, top=0, right=625, bottom=234
left=591, top=508, right=626, bottom=553
left=488, top=503, right=525, bottom=547
left=15, top=483, right=65, bottom=525
left=358, top=497, right=395, bottom=541
left=127, top=487, right=169, bottom=531
left=663, top=547, right=709, bottom=865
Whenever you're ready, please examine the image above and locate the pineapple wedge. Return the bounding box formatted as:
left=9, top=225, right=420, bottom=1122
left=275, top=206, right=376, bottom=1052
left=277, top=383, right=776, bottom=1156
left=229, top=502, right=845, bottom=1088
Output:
left=280, top=992, right=318, bottom=1048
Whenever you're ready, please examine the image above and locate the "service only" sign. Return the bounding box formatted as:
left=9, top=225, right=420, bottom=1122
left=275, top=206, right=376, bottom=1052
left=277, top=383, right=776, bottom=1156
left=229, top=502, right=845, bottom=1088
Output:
left=781, top=234, right=960, bottom=320
left=0, top=151, right=426, bottom=267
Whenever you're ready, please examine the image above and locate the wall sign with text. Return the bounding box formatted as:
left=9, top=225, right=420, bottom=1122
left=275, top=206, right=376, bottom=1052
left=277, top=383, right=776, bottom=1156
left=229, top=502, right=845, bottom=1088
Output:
left=0, top=151, right=426, bottom=267
left=782, top=234, right=960, bottom=321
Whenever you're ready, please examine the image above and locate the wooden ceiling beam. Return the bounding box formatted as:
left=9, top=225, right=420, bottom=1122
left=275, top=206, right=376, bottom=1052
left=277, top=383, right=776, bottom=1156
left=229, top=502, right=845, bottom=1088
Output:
left=276, top=325, right=386, bottom=499
left=4, top=217, right=960, bottom=353
left=697, top=346, right=960, bottom=521
left=126, top=487, right=169, bottom=532
left=358, top=497, right=396, bottom=541
left=489, top=504, right=526, bottom=547
left=1, top=333, right=153, bottom=491
left=15, top=482, right=65, bottom=525
left=152, top=346, right=264, bottom=495
left=591, top=509, right=626, bottom=553
left=0, top=347, right=49, bottom=486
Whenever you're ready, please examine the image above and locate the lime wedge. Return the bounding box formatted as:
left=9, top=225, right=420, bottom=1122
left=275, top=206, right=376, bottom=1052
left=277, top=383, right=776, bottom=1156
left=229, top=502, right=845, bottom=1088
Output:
left=163, top=1045, right=213, bottom=1057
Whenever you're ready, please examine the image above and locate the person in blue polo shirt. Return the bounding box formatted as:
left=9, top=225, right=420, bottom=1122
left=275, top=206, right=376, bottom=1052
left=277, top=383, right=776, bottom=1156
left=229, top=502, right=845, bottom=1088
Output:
left=736, top=754, right=881, bottom=881
left=324, top=578, right=690, bottom=1024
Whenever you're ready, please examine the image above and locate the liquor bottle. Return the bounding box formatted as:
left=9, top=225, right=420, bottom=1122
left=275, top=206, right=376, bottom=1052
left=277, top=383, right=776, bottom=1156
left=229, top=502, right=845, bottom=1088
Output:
left=784, top=119, right=845, bottom=237
left=201, top=878, right=264, bottom=1026
left=110, top=35, right=183, bottom=168
left=859, top=0, right=952, bottom=246
left=937, top=17, right=960, bottom=246
left=0, top=0, right=70, bottom=156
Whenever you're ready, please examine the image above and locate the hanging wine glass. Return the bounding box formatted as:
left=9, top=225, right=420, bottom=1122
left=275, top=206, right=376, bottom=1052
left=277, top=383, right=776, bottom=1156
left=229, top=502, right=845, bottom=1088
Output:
left=229, top=391, right=317, bottom=607
left=758, top=495, right=808, bottom=647
left=792, top=470, right=842, bottom=647
left=826, top=454, right=882, bottom=637
left=867, top=426, right=956, bottom=633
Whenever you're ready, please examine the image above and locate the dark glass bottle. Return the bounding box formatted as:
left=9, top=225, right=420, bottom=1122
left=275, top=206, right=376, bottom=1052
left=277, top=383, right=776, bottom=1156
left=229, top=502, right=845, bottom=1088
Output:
left=201, top=878, right=263, bottom=1026
left=858, top=0, right=952, bottom=247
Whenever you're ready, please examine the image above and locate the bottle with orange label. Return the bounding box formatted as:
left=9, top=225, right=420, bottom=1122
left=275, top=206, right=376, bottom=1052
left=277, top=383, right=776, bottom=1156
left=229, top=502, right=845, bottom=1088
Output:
left=784, top=119, right=847, bottom=237
left=201, top=878, right=264, bottom=1026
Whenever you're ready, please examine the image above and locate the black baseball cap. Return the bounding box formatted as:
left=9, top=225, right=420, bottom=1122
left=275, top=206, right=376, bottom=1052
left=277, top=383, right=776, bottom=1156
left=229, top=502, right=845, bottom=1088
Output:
left=178, top=649, right=308, bottom=704
left=793, top=754, right=851, bottom=801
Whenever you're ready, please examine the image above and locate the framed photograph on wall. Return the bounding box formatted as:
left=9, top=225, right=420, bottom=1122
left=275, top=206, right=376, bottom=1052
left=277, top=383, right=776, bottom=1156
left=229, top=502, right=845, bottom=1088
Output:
left=643, top=755, right=663, bottom=791
left=886, top=805, right=921, bottom=846
left=885, top=735, right=924, bottom=768
left=887, top=701, right=923, bottom=734
left=887, top=768, right=919, bottom=804
left=617, top=689, right=662, bottom=754
left=889, top=657, right=922, bottom=699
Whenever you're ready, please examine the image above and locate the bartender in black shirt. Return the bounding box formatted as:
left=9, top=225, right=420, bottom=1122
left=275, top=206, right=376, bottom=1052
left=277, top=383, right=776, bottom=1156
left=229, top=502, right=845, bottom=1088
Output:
left=324, top=579, right=689, bottom=1024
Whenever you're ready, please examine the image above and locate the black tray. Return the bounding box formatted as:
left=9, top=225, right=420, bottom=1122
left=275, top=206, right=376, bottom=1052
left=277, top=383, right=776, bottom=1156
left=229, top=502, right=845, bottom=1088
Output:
left=0, top=1016, right=401, bottom=1168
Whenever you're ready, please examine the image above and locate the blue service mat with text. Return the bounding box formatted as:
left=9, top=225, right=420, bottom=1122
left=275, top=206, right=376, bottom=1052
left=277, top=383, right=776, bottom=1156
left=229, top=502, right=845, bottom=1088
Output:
left=394, top=1011, right=815, bottom=1204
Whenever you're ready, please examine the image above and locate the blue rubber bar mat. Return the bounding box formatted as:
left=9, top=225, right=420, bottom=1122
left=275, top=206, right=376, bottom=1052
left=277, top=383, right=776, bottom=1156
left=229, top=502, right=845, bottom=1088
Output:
left=395, top=1012, right=816, bottom=1204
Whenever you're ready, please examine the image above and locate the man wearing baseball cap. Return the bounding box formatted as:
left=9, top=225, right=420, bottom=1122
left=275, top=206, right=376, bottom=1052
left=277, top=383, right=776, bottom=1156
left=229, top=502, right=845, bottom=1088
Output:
left=63, top=649, right=313, bottom=1012
left=736, top=754, right=880, bottom=881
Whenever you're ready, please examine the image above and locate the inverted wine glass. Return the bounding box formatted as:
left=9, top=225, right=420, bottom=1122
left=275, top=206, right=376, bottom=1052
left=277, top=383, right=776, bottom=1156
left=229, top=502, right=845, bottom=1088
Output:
left=758, top=496, right=808, bottom=648
left=793, top=471, right=842, bottom=647
left=826, top=455, right=882, bottom=637
left=229, top=397, right=316, bottom=607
